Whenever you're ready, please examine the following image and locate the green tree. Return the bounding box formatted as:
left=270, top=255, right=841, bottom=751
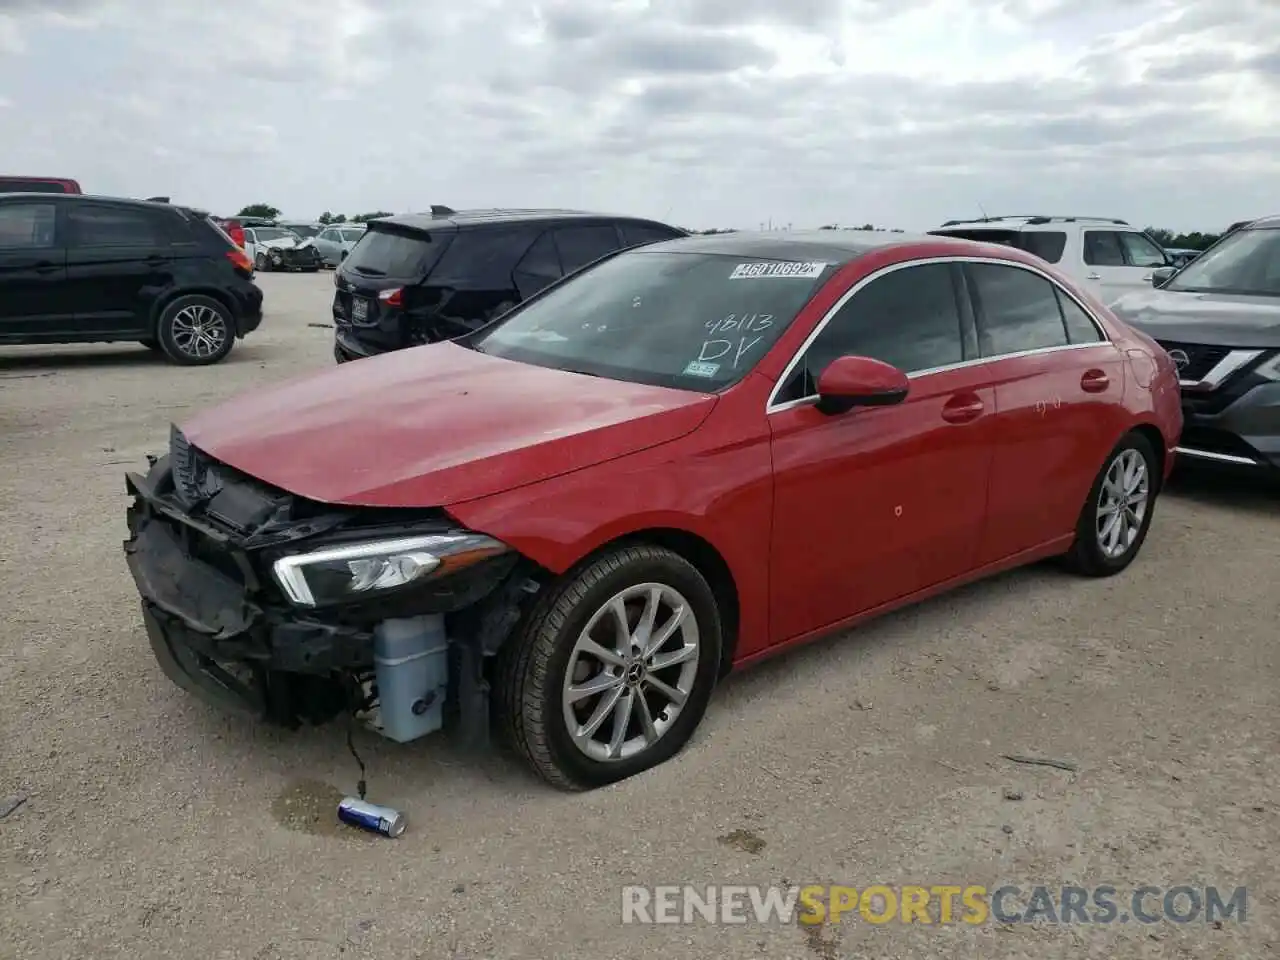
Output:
left=1144, top=227, right=1221, bottom=251
left=351, top=210, right=394, bottom=223
left=318, top=211, right=334, bottom=224
left=237, top=203, right=280, bottom=219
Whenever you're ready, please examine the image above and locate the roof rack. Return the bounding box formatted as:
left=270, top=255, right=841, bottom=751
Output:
left=940, top=214, right=1129, bottom=227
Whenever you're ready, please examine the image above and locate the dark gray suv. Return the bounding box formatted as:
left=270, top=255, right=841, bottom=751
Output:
left=1109, top=215, right=1280, bottom=472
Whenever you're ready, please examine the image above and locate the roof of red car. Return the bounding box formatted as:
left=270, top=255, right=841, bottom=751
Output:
left=641, top=228, right=958, bottom=266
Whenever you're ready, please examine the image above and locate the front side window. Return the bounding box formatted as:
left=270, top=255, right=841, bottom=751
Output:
left=1119, top=232, right=1168, bottom=267
left=968, top=262, right=1069, bottom=356
left=0, top=203, right=56, bottom=248
left=474, top=250, right=834, bottom=391
left=1165, top=228, right=1280, bottom=297
left=777, top=263, right=965, bottom=403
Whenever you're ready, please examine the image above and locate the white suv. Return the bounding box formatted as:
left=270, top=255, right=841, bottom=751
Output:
left=929, top=215, right=1171, bottom=306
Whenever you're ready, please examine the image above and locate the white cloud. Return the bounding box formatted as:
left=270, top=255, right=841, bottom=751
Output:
left=0, top=0, right=1276, bottom=232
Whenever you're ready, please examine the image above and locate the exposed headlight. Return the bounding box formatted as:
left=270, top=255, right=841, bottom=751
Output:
left=271, top=532, right=508, bottom=607
left=1255, top=352, right=1280, bottom=381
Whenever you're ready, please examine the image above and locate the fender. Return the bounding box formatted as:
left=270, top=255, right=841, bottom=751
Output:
left=445, top=385, right=778, bottom=662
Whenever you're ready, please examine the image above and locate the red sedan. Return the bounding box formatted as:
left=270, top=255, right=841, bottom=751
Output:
left=124, top=230, right=1183, bottom=789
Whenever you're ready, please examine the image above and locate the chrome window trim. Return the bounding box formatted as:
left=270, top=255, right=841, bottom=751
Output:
left=765, top=255, right=1112, bottom=415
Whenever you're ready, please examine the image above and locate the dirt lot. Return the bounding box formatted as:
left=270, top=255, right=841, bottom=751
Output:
left=1, top=272, right=1277, bottom=960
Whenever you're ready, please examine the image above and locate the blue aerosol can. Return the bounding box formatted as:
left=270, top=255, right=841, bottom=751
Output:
left=338, top=797, right=406, bottom=838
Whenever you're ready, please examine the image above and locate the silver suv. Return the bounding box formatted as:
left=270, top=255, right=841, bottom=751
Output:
left=930, top=215, right=1172, bottom=306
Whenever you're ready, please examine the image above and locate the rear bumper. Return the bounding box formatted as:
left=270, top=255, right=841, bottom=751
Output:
left=334, top=330, right=385, bottom=362
left=227, top=279, right=264, bottom=336
left=1175, top=381, right=1280, bottom=470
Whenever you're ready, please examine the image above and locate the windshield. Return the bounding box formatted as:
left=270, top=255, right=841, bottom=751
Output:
left=287, top=224, right=319, bottom=238
left=1166, top=228, right=1280, bottom=296
left=254, top=228, right=293, bottom=242
left=472, top=249, right=834, bottom=391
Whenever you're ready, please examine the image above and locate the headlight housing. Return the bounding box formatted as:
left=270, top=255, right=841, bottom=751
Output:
left=271, top=532, right=508, bottom=607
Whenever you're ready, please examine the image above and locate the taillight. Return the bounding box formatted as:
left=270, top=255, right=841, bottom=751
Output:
left=226, top=248, right=254, bottom=274
left=378, top=287, right=403, bottom=307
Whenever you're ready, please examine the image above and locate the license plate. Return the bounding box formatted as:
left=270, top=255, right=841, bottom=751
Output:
left=351, top=298, right=368, bottom=321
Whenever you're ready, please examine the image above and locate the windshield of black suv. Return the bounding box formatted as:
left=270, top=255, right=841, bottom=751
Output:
left=1166, top=227, right=1280, bottom=296
left=471, top=249, right=835, bottom=391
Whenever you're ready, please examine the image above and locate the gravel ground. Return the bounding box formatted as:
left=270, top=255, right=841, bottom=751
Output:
left=1, top=272, right=1277, bottom=960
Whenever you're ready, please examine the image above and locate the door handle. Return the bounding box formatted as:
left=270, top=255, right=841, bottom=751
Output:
left=1086, top=273, right=1101, bottom=280
left=1081, top=369, right=1110, bottom=393
left=1141, top=274, right=1152, bottom=281
left=941, top=394, right=984, bottom=424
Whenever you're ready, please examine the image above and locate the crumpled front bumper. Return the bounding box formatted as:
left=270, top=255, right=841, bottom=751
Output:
left=124, top=466, right=373, bottom=722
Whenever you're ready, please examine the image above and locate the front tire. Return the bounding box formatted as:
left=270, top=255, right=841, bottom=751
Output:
left=156, top=295, right=235, bottom=366
left=497, top=544, right=722, bottom=790
left=1063, top=431, right=1159, bottom=576
left=254, top=252, right=269, bottom=272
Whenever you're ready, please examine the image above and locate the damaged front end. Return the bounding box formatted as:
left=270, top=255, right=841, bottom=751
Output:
left=123, top=425, right=537, bottom=746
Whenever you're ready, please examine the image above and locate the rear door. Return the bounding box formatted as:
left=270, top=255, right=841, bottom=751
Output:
left=767, top=260, right=995, bottom=641
left=0, top=199, right=70, bottom=339
left=962, top=260, right=1130, bottom=563
left=65, top=202, right=177, bottom=335
left=1083, top=229, right=1168, bottom=305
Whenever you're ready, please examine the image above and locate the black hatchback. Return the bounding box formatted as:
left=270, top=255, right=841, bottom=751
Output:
left=331, top=208, right=686, bottom=361
left=0, top=193, right=263, bottom=365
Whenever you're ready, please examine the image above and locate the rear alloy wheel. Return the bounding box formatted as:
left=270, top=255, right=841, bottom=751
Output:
left=1064, top=432, right=1159, bottom=576
left=157, top=295, right=235, bottom=366
left=498, top=544, right=722, bottom=790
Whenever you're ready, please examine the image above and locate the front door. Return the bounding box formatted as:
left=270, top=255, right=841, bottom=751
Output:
left=962, top=260, right=1131, bottom=563
left=767, top=260, right=996, bottom=643
left=1083, top=229, right=1169, bottom=306
left=0, top=199, right=71, bottom=339
left=65, top=202, right=176, bottom=335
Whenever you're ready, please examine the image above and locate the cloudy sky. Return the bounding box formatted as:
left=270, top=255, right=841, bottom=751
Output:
left=1, top=0, right=1276, bottom=232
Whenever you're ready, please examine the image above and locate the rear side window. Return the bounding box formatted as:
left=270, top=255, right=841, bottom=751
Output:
left=1083, top=231, right=1127, bottom=266
left=345, top=227, right=436, bottom=277
left=430, top=228, right=532, bottom=286
left=1018, top=231, right=1066, bottom=264
left=554, top=224, right=623, bottom=273
left=1056, top=289, right=1103, bottom=344
left=0, top=202, right=57, bottom=248
left=67, top=205, right=168, bottom=247
left=618, top=222, right=681, bottom=248
left=340, top=229, right=364, bottom=242
left=967, top=262, right=1069, bottom=356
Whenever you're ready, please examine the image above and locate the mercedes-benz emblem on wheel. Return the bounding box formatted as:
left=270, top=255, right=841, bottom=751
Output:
left=1167, top=348, right=1190, bottom=373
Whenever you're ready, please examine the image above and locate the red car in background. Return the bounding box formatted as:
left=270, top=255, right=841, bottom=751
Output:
left=0, top=175, right=82, bottom=194
left=123, top=230, right=1182, bottom=790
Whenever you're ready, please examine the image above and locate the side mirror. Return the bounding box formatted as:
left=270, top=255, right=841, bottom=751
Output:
left=815, top=355, right=909, bottom=415
left=1151, top=266, right=1175, bottom=288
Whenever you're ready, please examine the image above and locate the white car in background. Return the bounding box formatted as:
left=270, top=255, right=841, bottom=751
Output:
left=243, top=225, right=323, bottom=272
left=314, top=224, right=367, bottom=268
left=929, top=215, right=1173, bottom=306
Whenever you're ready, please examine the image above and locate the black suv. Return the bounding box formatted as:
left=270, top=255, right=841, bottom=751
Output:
left=332, top=208, right=686, bottom=361
left=0, top=193, right=263, bottom=365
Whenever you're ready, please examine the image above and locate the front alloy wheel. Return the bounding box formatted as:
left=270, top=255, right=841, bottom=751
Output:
left=499, top=544, right=722, bottom=790
left=561, top=582, right=700, bottom=763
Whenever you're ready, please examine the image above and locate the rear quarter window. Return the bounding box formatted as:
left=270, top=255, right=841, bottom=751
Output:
left=1018, top=231, right=1066, bottom=263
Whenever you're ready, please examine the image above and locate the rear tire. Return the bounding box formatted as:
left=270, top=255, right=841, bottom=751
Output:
left=1063, top=431, right=1159, bottom=577
left=156, top=295, right=235, bottom=366
left=496, top=544, right=722, bottom=791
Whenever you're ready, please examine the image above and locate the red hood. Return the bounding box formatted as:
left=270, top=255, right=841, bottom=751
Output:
left=181, top=343, right=716, bottom=507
